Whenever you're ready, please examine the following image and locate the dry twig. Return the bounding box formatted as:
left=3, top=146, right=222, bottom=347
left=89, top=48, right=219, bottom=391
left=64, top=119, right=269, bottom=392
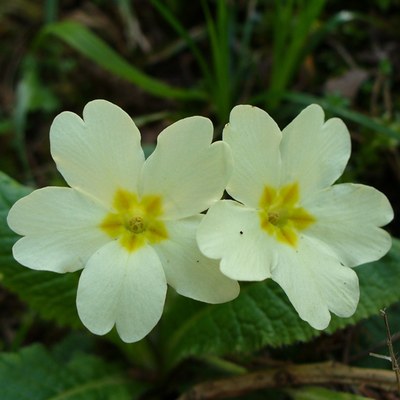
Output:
left=381, top=309, right=400, bottom=394
left=178, top=361, right=398, bottom=400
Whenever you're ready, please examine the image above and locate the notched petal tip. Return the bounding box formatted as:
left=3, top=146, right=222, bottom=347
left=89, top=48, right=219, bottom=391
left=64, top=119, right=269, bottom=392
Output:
left=379, top=191, right=395, bottom=227
left=50, top=111, right=84, bottom=141
left=372, top=229, right=393, bottom=261
left=227, top=104, right=280, bottom=130
left=7, top=199, right=24, bottom=235
left=229, top=104, right=255, bottom=115
left=301, top=103, right=324, bottom=118
left=83, top=98, right=124, bottom=111
left=209, top=140, right=233, bottom=187
left=305, top=313, right=331, bottom=331
left=283, top=103, right=325, bottom=135
left=77, top=242, right=166, bottom=343
left=157, top=115, right=214, bottom=146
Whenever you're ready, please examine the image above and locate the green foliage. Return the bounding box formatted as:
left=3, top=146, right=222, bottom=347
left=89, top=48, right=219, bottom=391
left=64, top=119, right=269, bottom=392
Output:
left=38, top=21, right=205, bottom=101
left=161, top=240, right=400, bottom=367
left=0, top=340, right=145, bottom=400
left=13, top=55, right=60, bottom=183
left=0, top=171, right=81, bottom=328
left=201, top=0, right=233, bottom=122
left=1, top=1, right=400, bottom=397
left=2, top=169, right=400, bottom=373
left=266, top=0, right=326, bottom=109
left=150, top=0, right=239, bottom=123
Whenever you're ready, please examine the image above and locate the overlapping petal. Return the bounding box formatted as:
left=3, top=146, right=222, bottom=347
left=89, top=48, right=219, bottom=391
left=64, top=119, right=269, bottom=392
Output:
left=197, top=103, right=392, bottom=330
left=223, top=105, right=282, bottom=208
left=303, top=183, right=393, bottom=266
left=8, top=187, right=109, bottom=272
left=140, top=116, right=231, bottom=220
left=197, top=201, right=277, bottom=281
left=280, top=105, right=351, bottom=198
left=272, top=236, right=359, bottom=329
left=154, top=215, right=239, bottom=303
left=7, top=100, right=242, bottom=343
left=50, top=100, right=145, bottom=206
left=76, top=241, right=167, bottom=343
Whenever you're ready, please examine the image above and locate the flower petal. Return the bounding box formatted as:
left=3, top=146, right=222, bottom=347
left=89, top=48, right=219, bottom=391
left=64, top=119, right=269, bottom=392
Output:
left=140, top=116, right=231, bottom=220
left=223, top=105, right=282, bottom=208
left=50, top=100, right=144, bottom=206
left=153, top=215, right=239, bottom=303
left=76, top=241, right=167, bottom=343
left=197, top=200, right=276, bottom=281
left=7, top=187, right=109, bottom=272
left=280, top=104, right=351, bottom=198
left=303, top=183, right=393, bottom=266
left=272, top=235, right=359, bottom=330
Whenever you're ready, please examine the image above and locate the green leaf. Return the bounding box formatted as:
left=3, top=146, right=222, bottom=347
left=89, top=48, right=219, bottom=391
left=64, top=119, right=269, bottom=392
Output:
left=0, top=341, right=145, bottom=400
left=38, top=21, right=206, bottom=101
left=161, top=239, right=400, bottom=367
left=287, top=386, right=371, bottom=400
left=0, top=171, right=81, bottom=328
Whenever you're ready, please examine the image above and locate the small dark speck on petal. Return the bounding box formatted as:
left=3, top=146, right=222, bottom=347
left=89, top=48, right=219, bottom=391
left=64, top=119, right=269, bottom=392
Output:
left=240, top=231, right=243, bottom=235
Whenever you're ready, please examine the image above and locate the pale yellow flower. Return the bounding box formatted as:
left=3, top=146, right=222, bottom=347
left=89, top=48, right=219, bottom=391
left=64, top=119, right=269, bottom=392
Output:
left=8, top=100, right=239, bottom=342
left=197, top=104, right=393, bottom=329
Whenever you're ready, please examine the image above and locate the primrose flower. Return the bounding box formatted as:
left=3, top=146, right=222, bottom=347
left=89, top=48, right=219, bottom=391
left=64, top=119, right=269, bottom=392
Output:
left=7, top=100, right=239, bottom=342
left=197, top=104, right=393, bottom=330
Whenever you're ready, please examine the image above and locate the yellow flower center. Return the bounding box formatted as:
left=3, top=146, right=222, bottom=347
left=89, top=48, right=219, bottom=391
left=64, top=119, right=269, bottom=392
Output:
left=258, top=182, right=315, bottom=247
left=100, top=189, right=168, bottom=252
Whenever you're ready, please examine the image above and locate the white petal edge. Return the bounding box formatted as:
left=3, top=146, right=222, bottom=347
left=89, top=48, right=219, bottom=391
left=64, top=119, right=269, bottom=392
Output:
left=280, top=104, right=351, bottom=198
left=8, top=187, right=110, bottom=272
left=197, top=200, right=277, bottom=281
left=153, top=215, right=239, bottom=303
left=272, top=235, right=360, bottom=330
left=223, top=105, right=282, bottom=208
left=303, top=183, right=393, bottom=267
left=77, top=241, right=167, bottom=343
left=50, top=99, right=145, bottom=206
left=140, top=116, right=232, bottom=220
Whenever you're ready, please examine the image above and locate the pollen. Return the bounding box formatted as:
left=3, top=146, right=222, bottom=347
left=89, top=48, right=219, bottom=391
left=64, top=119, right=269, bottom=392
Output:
left=259, top=182, right=315, bottom=247
left=100, top=189, right=168, bottom=252
left=126, top=216, right=145, bottom=234
left=267, top=211, right=280, bottom=226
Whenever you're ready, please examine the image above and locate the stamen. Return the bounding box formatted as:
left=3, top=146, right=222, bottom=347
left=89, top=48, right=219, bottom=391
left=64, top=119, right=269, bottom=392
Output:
left=259, top=183, right=315, bottom=247
left=126, top=216, right=145, bottom=234
left=268, top=211, right=280, bottom=226
left=100, top=189, right=168, bottom=252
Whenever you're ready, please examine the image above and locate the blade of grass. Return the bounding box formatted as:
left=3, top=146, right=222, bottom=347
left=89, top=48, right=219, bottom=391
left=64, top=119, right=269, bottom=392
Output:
left=37, top=21, right=206, bottom=101
left=44, top=0, right=58, bottom=23
left=236, top=0, right=258, bottom=80
left=150, top=1, right=237, bottom=123
left=267, top=0, right=326, bottom=109
left=150, top=0, right=211, bottom=83
left=202, top=0, right=232, bottom=122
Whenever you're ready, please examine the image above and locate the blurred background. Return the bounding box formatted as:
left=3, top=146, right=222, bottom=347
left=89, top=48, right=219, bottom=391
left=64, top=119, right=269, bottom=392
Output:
left=1, top=1, right=400, bottom=200
left=1, top=1, right=400, bottom=399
